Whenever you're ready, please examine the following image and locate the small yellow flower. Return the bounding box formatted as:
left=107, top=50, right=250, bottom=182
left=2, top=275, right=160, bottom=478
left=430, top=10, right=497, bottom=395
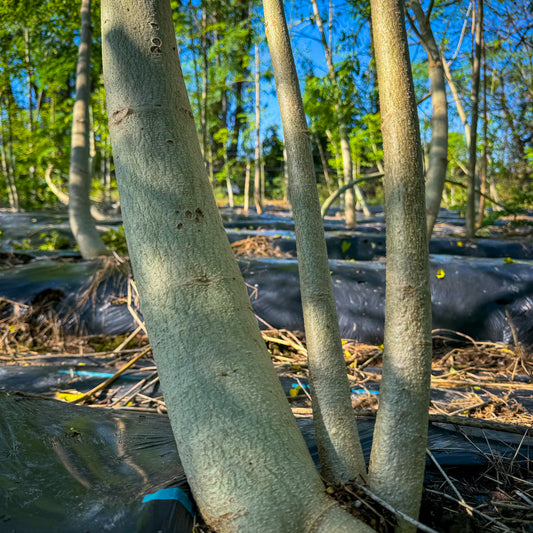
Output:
left=504, top=257, right=515, bottom=264
left=436, top=269, right=445, bottom=279
left=457, top=241, right=463, bottom=247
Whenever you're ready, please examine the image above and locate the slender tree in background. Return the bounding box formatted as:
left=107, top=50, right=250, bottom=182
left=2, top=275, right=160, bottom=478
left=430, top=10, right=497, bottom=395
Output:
left=263, top=0, right=367, bottom=483
left=243, top=159, right=251, bottom=214
left=369, top=0, right=432, bottom=529
left=254, top=42, right=263, bottom=214
left=69, top=0, right=108, bottom=258
left=477, top=31, right=488, bottom=227
left=101, top=0, right=372, bottom=530
left=313, top=135, right=334, bottom=194
left=1, top=0, right=531, bottom=217
left=440, top=2, right=472, bottom=147
left=407, top=0, right=448, bottom=237
left=466, top=0, right=483, bottom=239
left=0, top=105, right=19, bottom=211
left=310, top=0, right=357, bottom=226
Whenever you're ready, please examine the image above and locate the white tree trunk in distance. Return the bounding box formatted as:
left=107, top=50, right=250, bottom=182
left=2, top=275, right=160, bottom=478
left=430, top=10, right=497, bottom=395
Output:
left=263, top=0, right=367, bottom=483
left=101, top=1, right=373, bottom=531
left=69, top=0, right=108, bottom=259
left=369, top=0, right=433, bottom=529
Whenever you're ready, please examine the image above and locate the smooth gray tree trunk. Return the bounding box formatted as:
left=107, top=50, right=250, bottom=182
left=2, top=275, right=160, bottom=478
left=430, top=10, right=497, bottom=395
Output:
left=369, top=0, right=433, bottom=530
left=263, top=0, right=367, bottom=484
left=466, top=0, right=483, bottom=239
left=69, top=0, right=108, bottom=258
left=254, top=43, right=263, bottom=214
left=407, top=0, right=448, bottom=237
left=101, top=1, right=372, bottom=531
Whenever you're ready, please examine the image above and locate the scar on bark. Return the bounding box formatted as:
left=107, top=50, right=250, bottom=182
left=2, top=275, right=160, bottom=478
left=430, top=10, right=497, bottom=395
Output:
left=150, top=37, right=162, bottom=54
left=110, top=108, right=133, bottom=126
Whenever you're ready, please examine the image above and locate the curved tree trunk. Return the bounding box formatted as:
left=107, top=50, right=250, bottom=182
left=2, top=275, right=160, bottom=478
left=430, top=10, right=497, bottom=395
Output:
left=321, top=173, right=382, bottom=218
left=369, top=0, right=432, bottom=529
left=101, top=1, right=372, bottom=531
left=263, top=0, right=367, bottom=484
left=46, top=164, right=107, bottom=221
left=407, top=0, right=448, bottom=237
left=69, top=0, right=108, bottom=258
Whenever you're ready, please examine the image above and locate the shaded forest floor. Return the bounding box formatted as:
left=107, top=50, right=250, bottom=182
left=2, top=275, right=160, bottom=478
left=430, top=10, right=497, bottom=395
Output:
left=1, top=219, right=532, bottom=532
left=1, top=315, right=532, bottom=532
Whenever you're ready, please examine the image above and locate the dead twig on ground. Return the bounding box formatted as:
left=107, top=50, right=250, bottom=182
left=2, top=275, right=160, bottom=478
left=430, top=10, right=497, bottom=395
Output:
left=70, top=345, right=151, bottom=404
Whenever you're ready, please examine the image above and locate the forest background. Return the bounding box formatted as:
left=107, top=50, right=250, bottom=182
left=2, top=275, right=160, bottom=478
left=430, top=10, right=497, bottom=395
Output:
left=0, top=0, right=531, bottom=227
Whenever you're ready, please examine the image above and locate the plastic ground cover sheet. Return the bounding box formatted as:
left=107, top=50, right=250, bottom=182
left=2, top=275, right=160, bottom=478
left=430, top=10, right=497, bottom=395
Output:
left=0, top=391, right=193, bottom=533
left=0, top=256, right=532, bottom=347
left=1, top=390, right=533, bottom=532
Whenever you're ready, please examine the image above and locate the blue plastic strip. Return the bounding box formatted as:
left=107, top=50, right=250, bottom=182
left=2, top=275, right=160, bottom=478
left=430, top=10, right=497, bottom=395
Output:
left=291, top=383, right=379, bottom=395
left=142, top=488, right=194, bottom=516
left=57, top=370, right=142, bottom=381
left=351, top=388, right=380, bottom=395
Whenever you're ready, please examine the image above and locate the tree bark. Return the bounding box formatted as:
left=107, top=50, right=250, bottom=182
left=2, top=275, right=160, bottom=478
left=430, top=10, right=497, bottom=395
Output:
left=69, top=0, right=108, bottom=258
left=263, top=0, right=367, bottom=483
left=101, top=1, right=372, bottom=531
left=407, top=0, right=448, bottom=237
left=369, top=0, right=432, bottom=529
left=466, top=0, right=483, bottom=239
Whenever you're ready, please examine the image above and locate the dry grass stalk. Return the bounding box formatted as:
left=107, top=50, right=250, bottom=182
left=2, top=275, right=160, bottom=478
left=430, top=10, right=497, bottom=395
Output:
left=231, top=235, right=291, bottom=258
